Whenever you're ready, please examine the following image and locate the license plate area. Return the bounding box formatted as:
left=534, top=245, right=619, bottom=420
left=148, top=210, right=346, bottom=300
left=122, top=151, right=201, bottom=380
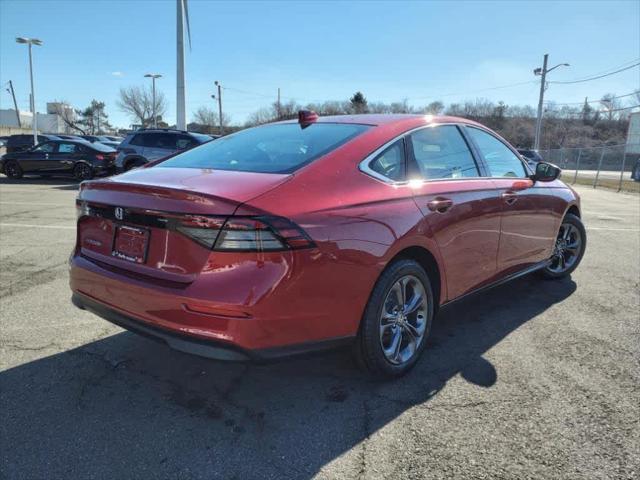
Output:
left=111, top=225, right=150, bottom=264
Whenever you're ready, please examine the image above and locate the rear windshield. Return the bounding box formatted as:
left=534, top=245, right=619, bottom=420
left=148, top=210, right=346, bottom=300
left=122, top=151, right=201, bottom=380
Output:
left=157, top=123, right=370, bottom=173
left=85, top=141, right=116, bottom=152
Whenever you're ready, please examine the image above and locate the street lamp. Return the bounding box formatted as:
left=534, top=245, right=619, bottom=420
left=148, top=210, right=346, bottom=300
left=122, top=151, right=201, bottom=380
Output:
left=533, top=54, right=570, bottom=150
left=144, top=73, right=162, bottom=128
left=16, top=37, right=43, bottom=144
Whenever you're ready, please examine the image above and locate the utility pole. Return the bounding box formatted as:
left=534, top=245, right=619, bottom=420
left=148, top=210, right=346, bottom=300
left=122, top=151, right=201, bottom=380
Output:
left=533, top=54, right=570, bottom=150
left=214, top=80, right=223, bottom=135
left=533, top=54, right=548, bottom=151
left=7, top=80, right=21, bottom=127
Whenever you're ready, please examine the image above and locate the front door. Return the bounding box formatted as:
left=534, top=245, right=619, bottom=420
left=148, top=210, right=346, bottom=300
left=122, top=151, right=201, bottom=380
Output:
left=407, top=125, right=503, bottom=301
left=464, top=126, right=561, bottom=275
left=19, top=141, right=58, bottom=173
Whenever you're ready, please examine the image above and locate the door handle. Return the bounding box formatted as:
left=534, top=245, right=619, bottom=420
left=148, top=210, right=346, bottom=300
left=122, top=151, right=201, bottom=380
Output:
left=427, top=197, right=453, bottom=213
left=502, top=191, right=518, bottom=205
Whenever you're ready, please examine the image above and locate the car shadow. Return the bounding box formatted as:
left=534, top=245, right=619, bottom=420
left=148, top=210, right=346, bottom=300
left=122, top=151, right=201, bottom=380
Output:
left=0, top=275, right=576, bottom=479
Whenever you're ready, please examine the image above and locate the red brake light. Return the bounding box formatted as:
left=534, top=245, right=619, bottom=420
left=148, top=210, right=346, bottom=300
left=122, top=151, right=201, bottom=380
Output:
left=298, top=110, right=318, bottom=126
left=95, top=154, right=105, bottom=161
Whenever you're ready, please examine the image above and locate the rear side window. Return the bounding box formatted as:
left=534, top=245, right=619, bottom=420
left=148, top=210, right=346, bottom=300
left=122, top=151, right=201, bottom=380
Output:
left=409, top=126, right=479, bottom=179
left=176, top=134, right=197, bottom=150
left=129, top=134, right=145, bottom=146
left=467, top=127, right=526, bottom=178
left=369, top=140, right=405, bottom=181
left=159, top=123, right=370, bottom=174
left=58, top=143, right=77, bottom=153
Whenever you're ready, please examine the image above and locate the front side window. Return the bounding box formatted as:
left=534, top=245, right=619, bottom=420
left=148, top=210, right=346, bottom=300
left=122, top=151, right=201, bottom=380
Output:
left=409, top=125, right=479, bottom=179
left=467, top=127, right=526, bottom=178
left=58, top=143, right=77, bottom=153
left=368, top=140, right=405, bottom=181
left=159, top=123, right=370, bottom=174
left=33, top=142, right=56, bottom=153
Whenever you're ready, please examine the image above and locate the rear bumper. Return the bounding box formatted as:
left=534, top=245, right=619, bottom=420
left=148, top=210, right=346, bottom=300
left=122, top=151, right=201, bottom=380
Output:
left=72, top=292, right=353, bottom=362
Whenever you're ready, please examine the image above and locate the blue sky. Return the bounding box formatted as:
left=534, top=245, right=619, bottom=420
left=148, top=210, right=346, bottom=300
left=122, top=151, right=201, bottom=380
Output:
left=0, top=0, right=639, bottom=128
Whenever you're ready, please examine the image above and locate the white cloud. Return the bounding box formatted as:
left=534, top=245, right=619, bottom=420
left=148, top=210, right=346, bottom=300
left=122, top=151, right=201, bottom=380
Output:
left=111, top=71, right=124, bottom=77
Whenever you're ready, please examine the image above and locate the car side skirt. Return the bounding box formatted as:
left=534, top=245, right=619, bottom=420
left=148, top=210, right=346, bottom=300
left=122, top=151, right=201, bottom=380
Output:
left=440, top=259, right=552, bottom=308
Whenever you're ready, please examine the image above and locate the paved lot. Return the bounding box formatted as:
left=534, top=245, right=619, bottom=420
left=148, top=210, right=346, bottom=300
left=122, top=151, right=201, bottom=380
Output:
left=0, top=178, right=638, bottom=480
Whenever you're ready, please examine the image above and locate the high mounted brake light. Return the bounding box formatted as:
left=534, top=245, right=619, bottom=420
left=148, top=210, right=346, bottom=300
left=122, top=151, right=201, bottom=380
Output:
left=298, top=110, right=318, bottom=127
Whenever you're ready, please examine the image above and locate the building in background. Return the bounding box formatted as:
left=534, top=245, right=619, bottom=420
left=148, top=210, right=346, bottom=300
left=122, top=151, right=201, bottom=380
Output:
left=0, top=101, right=76, bottom=134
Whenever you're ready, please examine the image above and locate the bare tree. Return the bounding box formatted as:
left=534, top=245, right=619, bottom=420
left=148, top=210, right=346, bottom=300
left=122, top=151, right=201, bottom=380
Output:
left=192, top=106, right=231, bottom=134
left=117, top=85, right=166, bottom=127
left=51, top=101, right=85, bottom=134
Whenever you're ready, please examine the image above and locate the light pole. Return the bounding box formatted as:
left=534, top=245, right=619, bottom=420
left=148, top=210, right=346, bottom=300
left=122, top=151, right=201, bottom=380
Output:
left=16, top=37, right=42, bottom=144
left=144, top=73, right=162, bottom=128
left=533, top=54, right=569, bottom=150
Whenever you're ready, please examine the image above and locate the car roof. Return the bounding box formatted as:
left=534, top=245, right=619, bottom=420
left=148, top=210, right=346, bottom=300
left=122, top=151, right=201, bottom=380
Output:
left=278, top=113, right=484, bottom=128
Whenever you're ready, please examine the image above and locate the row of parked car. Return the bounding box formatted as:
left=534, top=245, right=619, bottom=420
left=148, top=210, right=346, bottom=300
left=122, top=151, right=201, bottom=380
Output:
left=0, top=129, right=216, bottom=181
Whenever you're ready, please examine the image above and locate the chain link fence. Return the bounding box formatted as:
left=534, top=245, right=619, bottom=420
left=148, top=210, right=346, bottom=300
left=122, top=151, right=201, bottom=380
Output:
left=538, top=144, right=640, bottom=192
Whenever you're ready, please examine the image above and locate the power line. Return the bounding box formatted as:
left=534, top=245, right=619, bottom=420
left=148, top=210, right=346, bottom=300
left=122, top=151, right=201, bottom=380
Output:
left=604, top=104, right=640, bottom=113
left=545, top=91, right=638, bottom=106
left=549, top=62, right=640, bottom=85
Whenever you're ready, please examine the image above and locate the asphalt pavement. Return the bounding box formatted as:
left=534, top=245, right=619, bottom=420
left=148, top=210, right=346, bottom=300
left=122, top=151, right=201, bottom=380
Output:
left=0, top=178, right=638, bottom=479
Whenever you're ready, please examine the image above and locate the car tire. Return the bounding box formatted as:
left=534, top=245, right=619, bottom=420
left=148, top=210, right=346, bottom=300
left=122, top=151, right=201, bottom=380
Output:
left=73, top=163, right=94, bottom=181
left=125, top=158, right=147, bottom=171
left=541, top=213, right=586, bottom=279
left=3, top=160, right=23, bottom=179
left=354, top=259, right=434, bottom=378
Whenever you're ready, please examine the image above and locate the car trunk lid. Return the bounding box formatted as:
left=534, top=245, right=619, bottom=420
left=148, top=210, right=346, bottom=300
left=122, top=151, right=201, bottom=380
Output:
left=76, top=167, right=291, bottom=283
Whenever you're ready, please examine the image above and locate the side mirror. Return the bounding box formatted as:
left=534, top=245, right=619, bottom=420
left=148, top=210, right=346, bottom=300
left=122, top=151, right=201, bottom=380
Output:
left=533, top=161, right=561, bottom=182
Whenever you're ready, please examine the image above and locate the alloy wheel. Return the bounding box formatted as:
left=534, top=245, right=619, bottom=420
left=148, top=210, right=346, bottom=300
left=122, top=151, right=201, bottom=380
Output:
left=5, top=162, right=19, bottom=177
left=75, top=164, right=92, bottom=180
left=548, top=222, right=582, bottom=273
left=379, top=275, right=428, bottom=365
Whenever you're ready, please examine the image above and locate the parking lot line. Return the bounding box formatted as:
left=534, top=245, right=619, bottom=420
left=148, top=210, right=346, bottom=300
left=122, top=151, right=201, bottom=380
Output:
left=0, top=202, right=72, bottom=207
left=0, top=223, right=75, bottom=230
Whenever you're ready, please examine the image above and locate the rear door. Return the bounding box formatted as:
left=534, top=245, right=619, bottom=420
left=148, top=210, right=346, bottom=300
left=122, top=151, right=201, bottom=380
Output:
left=465, top=126, right=560, bottom=274
left=407, top=124, right=503, bottom=300
left=49, top=142, right=79, bottom=173
left=142, top=133, right=176, bottom=160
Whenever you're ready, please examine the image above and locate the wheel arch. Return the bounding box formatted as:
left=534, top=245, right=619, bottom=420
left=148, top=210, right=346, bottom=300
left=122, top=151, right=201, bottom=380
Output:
left=387, top=245, right=444, bottom=312
left=123, top=155, right=147, bottom=170
left=565, top=203, right=580, bottom=218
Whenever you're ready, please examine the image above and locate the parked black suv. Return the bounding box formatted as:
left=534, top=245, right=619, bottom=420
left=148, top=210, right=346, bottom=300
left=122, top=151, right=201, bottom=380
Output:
left=5, top=134, right=62, bottom=153
left=115, top=129, right=212, bottom=172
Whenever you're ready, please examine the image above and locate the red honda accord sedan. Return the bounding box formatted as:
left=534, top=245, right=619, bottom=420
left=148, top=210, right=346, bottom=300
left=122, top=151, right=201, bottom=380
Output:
left=70, top=113, right=586, bottom=377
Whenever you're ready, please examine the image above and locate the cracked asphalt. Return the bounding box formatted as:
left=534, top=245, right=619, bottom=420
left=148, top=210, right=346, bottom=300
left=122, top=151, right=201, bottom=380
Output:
left=1, top=178, right=639, bottom=479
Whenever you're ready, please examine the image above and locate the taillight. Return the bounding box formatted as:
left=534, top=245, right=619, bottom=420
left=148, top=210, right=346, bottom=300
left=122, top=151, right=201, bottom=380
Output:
left=76, top=199, right=90, bottom=219
left=214, top=216, right=315, bottom=252
left=95, top=154, right=105, bottom=161
left=74, top=201, right=315, bottom=252
left=175, top=215, right=226, bottom=249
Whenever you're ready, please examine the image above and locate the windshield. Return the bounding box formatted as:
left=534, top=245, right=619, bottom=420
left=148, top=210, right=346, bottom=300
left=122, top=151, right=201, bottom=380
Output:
left=157, top=123, right=370, bottom=174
